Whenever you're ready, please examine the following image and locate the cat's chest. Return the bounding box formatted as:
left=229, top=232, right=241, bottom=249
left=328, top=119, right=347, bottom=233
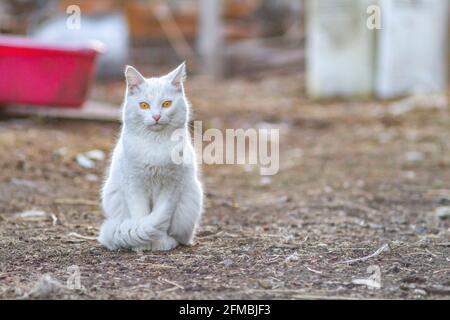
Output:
left=123, top=136, right=176, bottom=166
left=121, top=142, right=183, bottom=188
left=142, top=163, right=178, bottom=181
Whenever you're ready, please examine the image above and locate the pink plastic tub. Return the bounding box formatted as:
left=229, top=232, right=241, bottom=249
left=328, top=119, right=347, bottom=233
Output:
left=0, top=36, right=101, bottom=108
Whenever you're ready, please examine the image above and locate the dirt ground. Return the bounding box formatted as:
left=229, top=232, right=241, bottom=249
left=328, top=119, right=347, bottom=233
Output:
left=0, top=75, right=449, bottom=299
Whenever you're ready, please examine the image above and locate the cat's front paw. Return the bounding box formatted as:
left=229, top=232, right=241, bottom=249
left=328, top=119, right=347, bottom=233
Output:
left=151, top=236, right=179, bottom=251
left=132, top=243, right=153, bottom=252
left=133, top=235, right=179, bottom=252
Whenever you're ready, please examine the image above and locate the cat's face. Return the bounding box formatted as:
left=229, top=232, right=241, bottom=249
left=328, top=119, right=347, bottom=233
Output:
left=123, top=63, right=187, bottom=132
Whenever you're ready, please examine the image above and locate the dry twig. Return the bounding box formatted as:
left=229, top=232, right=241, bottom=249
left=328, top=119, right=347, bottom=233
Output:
left=336, top=243, right=390, bottom=265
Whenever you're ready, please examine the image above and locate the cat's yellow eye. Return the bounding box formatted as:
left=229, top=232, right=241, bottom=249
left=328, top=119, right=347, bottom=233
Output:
left=139, top=102, right=150, bottom=109
left=162, top=100, right=172, bottom=108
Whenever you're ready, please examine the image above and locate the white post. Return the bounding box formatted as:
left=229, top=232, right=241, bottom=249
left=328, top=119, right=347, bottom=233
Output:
left=197, top=0, right=223, bottom=77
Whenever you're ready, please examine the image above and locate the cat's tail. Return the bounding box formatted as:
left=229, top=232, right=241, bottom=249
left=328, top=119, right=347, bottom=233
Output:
left=98, top=214, right=169, bottom=250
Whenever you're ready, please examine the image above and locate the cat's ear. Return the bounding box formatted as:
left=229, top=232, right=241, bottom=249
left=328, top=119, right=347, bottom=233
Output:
left=165, top=62, right=186, bottom=90
left=125, top=65, right=145, bottom=94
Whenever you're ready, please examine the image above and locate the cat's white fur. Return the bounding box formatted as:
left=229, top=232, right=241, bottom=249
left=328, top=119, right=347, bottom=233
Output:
left=98, top=62, right=203, bottom=251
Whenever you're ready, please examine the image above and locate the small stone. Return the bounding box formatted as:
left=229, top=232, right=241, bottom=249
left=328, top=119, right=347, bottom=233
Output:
left=84, top=149, right=105, bottom=161
left=76, top=154, right=95, bottom=169
left=403, top=171, right=416, bottom=179
left=435, top=206, right=450, bottom=219
left=258, top=280, right=273, bottom=289
left=405, top=151, right=424, bottom=162
left=85, top=174, right=99, bottom=182
left=260, top=177, right=272, bottom=185
left=15, top=209, right=47, bottom=219
left=413, top=289, right=426, bottom=296
left=368, top=223, right=384, bottom=230
left=285, top=252, right=300, bottom=262
left=411, top=225, right=427, bottom=234
left=222, top=259, right=233, bottom=267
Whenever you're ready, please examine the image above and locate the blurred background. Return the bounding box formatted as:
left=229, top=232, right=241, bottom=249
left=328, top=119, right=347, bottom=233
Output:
left=0, top=0, right=448, bottom=104
left=0, top=0, right=306, bottom=78
left=0, top=0, right=450, bottom=300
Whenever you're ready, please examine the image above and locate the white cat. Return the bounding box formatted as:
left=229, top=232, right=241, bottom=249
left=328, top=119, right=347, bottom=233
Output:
left=98, top=62, right=203, bottom=251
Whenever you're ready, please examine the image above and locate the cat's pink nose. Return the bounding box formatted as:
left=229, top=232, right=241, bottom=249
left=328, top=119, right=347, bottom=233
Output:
left=152, top=114, right=161, bottom=122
